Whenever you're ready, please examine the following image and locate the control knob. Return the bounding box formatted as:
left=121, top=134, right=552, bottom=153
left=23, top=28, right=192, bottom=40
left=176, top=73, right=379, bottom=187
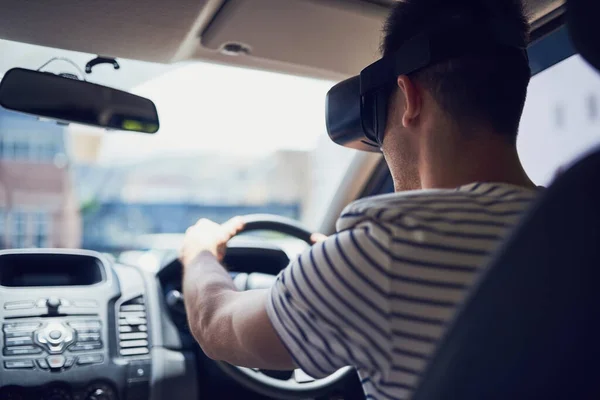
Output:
left=166, top=289, right=185, bottom=313
left=46, top=297, right=62, bottom=315
left=47, top=297, right=62, bottom=309
left=87, top=389, right=108, bottom=400
left=85, top=384, right=117, bottom=400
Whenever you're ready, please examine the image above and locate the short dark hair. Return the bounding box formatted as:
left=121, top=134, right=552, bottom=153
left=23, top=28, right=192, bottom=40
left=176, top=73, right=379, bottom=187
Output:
left=382, top=0, right=531, bottom=142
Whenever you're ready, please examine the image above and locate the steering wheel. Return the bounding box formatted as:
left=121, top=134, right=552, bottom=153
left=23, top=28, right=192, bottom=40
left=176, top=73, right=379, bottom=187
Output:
left=213, top=214, right=356, bottom=400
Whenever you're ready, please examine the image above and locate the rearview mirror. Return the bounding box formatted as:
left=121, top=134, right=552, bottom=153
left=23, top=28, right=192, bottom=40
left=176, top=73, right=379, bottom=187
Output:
left=0, top=68, right=159, bottom=133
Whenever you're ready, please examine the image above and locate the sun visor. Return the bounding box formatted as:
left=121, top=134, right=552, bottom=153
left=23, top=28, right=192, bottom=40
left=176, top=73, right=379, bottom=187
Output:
left=200, top=0, right=385, bottom=77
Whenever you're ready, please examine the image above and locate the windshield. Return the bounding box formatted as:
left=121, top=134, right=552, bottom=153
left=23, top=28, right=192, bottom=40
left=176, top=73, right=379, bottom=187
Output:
left=0, top=39, right=356, bottom=255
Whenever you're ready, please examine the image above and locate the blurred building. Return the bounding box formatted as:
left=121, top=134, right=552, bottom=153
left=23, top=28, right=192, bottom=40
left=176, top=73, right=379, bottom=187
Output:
left=0, top=108, right=81, bottom=248
left=74, top=150, right=309, bottom=252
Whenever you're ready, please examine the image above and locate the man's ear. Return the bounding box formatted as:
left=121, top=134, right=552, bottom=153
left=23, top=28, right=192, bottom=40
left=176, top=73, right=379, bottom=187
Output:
left=396, top=75, right=422, bottom=128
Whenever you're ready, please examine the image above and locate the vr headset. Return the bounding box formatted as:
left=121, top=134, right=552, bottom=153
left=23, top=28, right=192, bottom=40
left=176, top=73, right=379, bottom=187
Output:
left=325, top=15, right=529, bottom=152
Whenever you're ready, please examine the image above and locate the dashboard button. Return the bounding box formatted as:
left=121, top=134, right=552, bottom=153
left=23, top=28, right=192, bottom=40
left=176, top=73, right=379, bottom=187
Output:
left=48, top=330, right=62, bottom=340
left=36, top=358, right=49, bottom=369
left=78, top=333, right=101, bottom=342
left=75, top=329, right=102, bottom=336
left=69, top=320, right=101, bottom=331
left=77, top=354, right=104, bottom=365
left=46, top=355, right=66, bottom=369
left=5, top=336, right=33, bottom=347
left=70, top=342, right=103, bottom=352
left=4, top=360, right=35, bottom=369
left=4, top=330, right=34, bottom=339
left=35, top=322, right=75, bottom=354
left=73, top=300, right=98, bottom=308
left=4, top=346, right=43, bottom=356
left=4, top=301, right=35, bottom=310
left=3, top=322, right=40, bottom=332
left=127, top=361, right=151, bottom=382
left=64, top=357, right=76, bottom=368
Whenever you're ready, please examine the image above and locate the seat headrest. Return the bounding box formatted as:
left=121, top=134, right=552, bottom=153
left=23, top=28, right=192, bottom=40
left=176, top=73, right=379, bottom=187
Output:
left=567, top=0, right=600, bottom=71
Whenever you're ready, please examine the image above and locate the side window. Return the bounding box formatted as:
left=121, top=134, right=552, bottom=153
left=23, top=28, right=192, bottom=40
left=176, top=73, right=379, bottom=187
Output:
left=361, top=160, right=395, bottom=197
left=518, top=54, right=600, bottom=186
left=377, top=172, right=395, bottom=195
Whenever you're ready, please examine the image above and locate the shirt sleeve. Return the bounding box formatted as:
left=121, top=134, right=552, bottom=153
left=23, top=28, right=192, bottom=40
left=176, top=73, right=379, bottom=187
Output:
left=266, top=221, right=393, bottom=378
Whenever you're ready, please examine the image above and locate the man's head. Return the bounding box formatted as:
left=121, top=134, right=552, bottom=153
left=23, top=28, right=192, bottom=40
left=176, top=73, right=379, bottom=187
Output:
left=380, top=0, right=531, bottom=191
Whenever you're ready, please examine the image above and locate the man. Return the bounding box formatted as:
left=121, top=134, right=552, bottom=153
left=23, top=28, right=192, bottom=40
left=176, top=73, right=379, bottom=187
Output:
left=180, top=0, right=538, bottom=398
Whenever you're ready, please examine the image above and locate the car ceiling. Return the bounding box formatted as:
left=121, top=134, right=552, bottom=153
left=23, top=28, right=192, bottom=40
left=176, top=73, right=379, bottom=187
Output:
left=0, top=0, right=565, bottom=81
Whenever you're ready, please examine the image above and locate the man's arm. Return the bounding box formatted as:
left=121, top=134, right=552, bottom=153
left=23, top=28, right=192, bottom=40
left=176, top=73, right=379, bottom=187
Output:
left=180, top=218, right=295, bottom=370
left=180, top=217, right=392, bottom=377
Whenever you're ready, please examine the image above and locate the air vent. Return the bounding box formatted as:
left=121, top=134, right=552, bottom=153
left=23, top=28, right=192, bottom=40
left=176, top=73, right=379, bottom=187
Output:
left=118, top=296, right=149, bottom=357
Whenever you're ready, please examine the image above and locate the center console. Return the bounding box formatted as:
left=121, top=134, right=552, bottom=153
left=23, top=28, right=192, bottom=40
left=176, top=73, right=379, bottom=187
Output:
left=0, top=250, right=154, bottom=400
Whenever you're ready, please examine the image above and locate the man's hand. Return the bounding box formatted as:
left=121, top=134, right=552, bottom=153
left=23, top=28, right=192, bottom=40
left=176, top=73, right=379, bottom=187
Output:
left=310, top=233, right=328, bottom=244
left=180, top=216, right=245, bottom=266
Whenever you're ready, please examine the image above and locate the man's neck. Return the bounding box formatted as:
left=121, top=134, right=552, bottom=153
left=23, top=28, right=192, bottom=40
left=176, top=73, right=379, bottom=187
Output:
left=418, top=132, right=535, bottom=190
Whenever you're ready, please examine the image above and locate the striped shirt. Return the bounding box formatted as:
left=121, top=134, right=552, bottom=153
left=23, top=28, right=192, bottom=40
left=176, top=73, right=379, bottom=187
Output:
left=266, top=182, right=540, bottom=400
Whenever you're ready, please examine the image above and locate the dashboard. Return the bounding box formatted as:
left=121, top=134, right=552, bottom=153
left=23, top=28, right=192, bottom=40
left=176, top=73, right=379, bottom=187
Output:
left=0, top=250, right=161, bottom=400
left=0, top=245, right=289, bottom=400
